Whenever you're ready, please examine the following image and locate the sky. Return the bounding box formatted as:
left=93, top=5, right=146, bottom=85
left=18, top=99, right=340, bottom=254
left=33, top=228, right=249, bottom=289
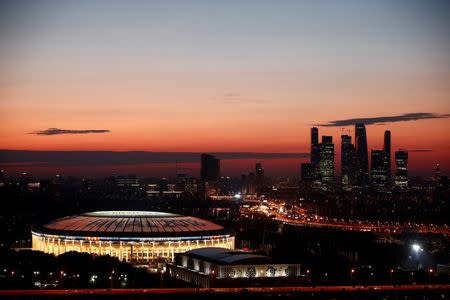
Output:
left=0, top=0, right=449, bottom=177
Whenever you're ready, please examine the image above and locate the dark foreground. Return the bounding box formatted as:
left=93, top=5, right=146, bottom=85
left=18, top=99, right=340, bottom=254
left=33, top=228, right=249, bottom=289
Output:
left=1, top=285, right=449, bottom=300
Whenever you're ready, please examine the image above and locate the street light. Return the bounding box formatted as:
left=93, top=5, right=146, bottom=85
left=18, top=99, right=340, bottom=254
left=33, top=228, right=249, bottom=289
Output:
left=428, top=268, right=434, bottom=283
left=411, top=243, right=422, bottom=253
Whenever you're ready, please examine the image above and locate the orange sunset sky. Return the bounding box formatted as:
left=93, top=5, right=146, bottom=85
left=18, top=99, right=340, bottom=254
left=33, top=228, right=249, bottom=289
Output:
left=1, top=1, right=449, bottom=176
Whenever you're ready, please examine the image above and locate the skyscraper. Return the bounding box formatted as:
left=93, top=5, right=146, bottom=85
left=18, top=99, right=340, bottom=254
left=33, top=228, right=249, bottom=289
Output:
left=319, top=136, right=334, bottom=189
left=310, top=127, right=321, bottom=182
left=240, top=173, right=247, bottom=195
left=200, top=153, right=221, bottom=198
left=355, top=123, right=369, bottom=187
left=371, top=150, right=388, bottom=191
left=341, top=134, right=355, bottom=190
left=247, top=172, right=256, bottom=195
left=384, top=130, right=391, bottom=187
left=394, top=150, right=408, bottom=189
left=255, top=162, right=264, bottom=192
left=311, top=127, right=320, bottom=164
left=200, top=154, right=220, bottom=182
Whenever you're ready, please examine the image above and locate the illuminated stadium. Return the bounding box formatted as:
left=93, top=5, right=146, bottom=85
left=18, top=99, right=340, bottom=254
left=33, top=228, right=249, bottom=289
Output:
left=31, top=211, right=234, bottom=263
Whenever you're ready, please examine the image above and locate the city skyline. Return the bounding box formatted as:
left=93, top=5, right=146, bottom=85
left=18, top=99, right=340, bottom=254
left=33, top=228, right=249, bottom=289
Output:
left=0, top=120, right=446, bottom=178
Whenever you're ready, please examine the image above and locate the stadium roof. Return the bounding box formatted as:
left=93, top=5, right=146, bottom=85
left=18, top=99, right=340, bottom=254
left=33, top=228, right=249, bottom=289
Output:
left=35, top=211, right=228, bottom=238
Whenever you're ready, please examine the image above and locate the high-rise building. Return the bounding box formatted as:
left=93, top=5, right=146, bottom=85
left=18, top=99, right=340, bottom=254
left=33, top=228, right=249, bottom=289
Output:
left=319, top=136, right=334, bottom=189
left=240, top=173, right=247, bottom=195
left=341, top=134, right=355, bottom=190
left=201, top=154, right=220, bottom=182
left=255, top=163, right=264, bottom=192
left=310, top=127, right=321, bottom=182
left=384, top=130, right=391, bottom=187
left=200, top=154, right=221, bottom=198
left=311, top=127, right=319, bottom=157
left=355, top=123, right=369, bottom=187
left=247, top=172, right=256, bottom=194
left=116, top=175, right=141, bottom=193
left=394, top=150, right=408, bottom=189
left=371, top=150, right=388, bottom=191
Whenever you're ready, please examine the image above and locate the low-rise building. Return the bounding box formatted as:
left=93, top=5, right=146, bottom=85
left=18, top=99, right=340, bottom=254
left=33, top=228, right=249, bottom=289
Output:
left=166, top=247, right=303, bottom=288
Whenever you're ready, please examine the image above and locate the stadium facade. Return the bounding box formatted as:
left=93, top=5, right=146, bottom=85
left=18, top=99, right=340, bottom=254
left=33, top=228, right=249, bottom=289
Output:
left=31, top=211, right=234, bottom=263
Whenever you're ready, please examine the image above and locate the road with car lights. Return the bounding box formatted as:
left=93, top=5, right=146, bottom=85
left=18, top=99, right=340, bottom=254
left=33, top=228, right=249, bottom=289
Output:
left=241, top=199, right=450, bottom=235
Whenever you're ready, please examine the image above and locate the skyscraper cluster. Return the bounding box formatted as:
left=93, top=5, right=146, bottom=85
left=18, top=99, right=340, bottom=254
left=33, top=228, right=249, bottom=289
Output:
left=301, top=128, right=335, bottom=191
left=301, top=124, right=409, bottom=192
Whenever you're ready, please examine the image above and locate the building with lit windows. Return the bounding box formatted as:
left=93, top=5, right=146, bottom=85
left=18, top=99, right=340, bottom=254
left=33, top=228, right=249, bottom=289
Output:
left=31, top=211, right=234, bottom=264
left=371, top=150, right=388, bottom=192
left=319, top=136, right=335, bottom=190
left=166, top=247, right=303, bottom=288
left=341, top=134, right=355, bottom=190
left=394, top=150, right=409, bottom=189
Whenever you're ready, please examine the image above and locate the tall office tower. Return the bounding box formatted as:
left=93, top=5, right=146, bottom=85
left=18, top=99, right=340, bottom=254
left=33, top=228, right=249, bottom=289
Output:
left=200, top=153, right=221, bottom=198
left=240, top=173, right=247, bottom=195
left=384, top=130, right=391, bottom=187
left=311, top=127, right=320, bottom=163
left=311, top=127, right=319, bottom=150
left=394, top=150, right=408, bottom=189
left=319, top=136, right=334, bottom=189
left=355, top=123, right=369, bottom=187
left=255, top=163, right=264, bottom=192
left=311, top=127, right=321, bottom=181
left=371, top=150, right=388, bottom=191
left=341, top=135, right=355, bottom=190
left=247, top=172, right=256, bottom=194
left=200, top=154, right=220, bottom=181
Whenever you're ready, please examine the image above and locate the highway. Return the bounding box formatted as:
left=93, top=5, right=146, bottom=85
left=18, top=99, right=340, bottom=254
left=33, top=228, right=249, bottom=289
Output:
left=276, top=214, right=450, bottom=235
left=242, top=199, right=450, bottom=235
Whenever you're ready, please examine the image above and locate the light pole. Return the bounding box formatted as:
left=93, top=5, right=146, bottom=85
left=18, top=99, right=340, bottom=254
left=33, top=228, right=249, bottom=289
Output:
left=110, top=270, right=115, bottom=288
left=350, top=268, right=355, bottom=285
left=306, top=269, right=311, bottom=285
left=411, top=243, right=423, bottom=271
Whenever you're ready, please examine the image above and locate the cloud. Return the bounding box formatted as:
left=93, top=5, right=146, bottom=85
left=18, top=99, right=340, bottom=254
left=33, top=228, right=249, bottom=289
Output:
left=215, top=92, right=267, bottom=104
left=31, top=128, right=110, bottom=135
left=319, top=113, right=449, bottom=127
